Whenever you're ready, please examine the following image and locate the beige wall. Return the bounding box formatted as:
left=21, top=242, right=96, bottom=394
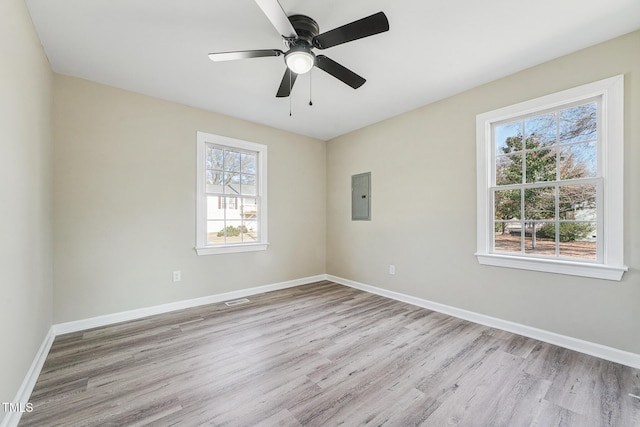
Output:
left=52, top=75, right=326, bottom=323
left=0, top=0, right=53, bottom=410
left=327, top=31, right=640, bottom=354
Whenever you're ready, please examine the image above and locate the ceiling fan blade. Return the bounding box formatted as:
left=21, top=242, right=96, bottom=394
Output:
left=315, top=55, right=365, bottom=89
left=208, top=49, right=283, bottom=62
left=313, top=12, right=389, bottom=49
left=276, top=68, right=298, bottom=97
left=254, top=0, right=298, bottom=38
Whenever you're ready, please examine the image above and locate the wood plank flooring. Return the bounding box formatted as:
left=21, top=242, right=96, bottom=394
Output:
left=19, top=281, right=640, bottom=426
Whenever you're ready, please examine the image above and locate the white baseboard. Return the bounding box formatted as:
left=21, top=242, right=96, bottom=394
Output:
left=328, top=275, right=640, bottom=370
left=1, top=327, right=55, bottom=427
left=53, top=274, right=327, bottom=335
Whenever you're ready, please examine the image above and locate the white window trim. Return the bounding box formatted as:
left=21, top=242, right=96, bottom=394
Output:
left=475, top=75, right=627, bottom=281
left=195, top=131, right=268, bottom=255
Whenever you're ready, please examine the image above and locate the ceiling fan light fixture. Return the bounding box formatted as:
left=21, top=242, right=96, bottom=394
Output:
left=285, top=48, right=315, bottom=74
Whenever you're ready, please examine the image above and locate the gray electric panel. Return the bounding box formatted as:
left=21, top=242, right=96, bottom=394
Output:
left=352, top=172, right=371, bottom=221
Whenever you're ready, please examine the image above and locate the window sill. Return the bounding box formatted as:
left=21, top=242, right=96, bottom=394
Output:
left=475, top=253, right=627, bottom=281
left=196, top=243, right=269, bottom=256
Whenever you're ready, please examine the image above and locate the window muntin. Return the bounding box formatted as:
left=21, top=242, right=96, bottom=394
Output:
left=491, top=100, right=600, bottom=262
left=475, top=75, right=626, bottom=281
left=196, top=132, right=268, bottom=255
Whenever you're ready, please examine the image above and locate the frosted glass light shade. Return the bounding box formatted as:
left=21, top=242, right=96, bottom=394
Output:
left=285, top=50, right=314, bottom=74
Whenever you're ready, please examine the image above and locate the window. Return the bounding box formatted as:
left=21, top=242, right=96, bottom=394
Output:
left=196, top=132, right=268, bottom=255
left=476, top=76, right=626, bottom=280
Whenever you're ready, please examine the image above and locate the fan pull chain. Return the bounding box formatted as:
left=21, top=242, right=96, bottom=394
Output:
left=309, top=69, right=313, bottom=106
left=289, top=71, right=292, bottom=116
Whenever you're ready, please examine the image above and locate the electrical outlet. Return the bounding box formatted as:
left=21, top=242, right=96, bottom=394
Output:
left=172, top=270, right=182, bottom=282
left=389, top=265, right=396, bottom=275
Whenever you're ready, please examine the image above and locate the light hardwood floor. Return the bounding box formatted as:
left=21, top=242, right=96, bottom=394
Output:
left=19, top=281, right=640, bottom=426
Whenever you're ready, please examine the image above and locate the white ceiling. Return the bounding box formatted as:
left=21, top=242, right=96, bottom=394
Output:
left=26, top=0, right=640, bottom=141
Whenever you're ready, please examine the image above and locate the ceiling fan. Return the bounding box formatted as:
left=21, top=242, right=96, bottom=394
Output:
left=208, top=0, right=389, bottom=98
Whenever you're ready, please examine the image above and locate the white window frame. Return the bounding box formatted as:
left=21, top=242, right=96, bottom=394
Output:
left=476, top=75, right=627, bottom=281
left=196, top=131, right=268, bottom=255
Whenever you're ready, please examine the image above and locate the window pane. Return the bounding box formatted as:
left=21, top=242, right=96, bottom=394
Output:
left=494, top=189, right=520, bottom=221
left=224, top=150, right=241, bottom=172
left=495, top=122, right=523, bottom=155
left=241, top=227, right=256, bottom=242
left=207, top=220, right=226, bottom=244
left=525, top=222, right=556, bottom=256
left=241, top=152, right=257, bottom=174
left=496, top=154, right=523, bottom=185
left=560, top=102, right=597, bottom=143
left=525, top=113, right=556, bottom=147
left=558, top=222, right=597, bottom=259
left=559, top=142, right=596, bottom=180
left=524, top=187, right=555, bottom=220
left=223, top=197, right=238, bottom=210
left=223, top=220, right=244, bottom=243
left=525, top=147, right=556, bottom=183
left=206, top=196, right=224, bottom=220
left=242, top=206, right=260, bottom=242
left=494, top=222, right=521, bottom=253
left=206, top=170, right=224, bottom=193
left=241, top=197, right=258, bottom=220
left=240, top=174, right=256, bottom=196
left=223, top=172, right=241, bottom=194
left=205, top=195, right=260, bottom=245
left=559, top=184, right=596, bottom=220
left=241, top=198, right=258, bottom=242
left=206, top=146, right=224, bottom=170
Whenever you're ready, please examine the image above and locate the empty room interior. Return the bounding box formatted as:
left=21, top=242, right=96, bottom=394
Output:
left=2, top=0, right=640, bottom=425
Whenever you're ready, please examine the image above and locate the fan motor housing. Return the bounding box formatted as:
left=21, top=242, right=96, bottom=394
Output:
left=286, top=15, right=319, bottom=47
